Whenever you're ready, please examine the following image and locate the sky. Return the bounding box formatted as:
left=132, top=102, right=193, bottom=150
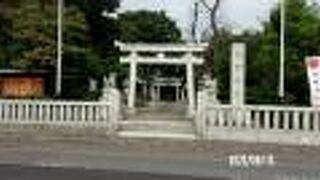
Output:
left=119, top=0, right=278, bottom=40
left=119, top=0, right=320, bottom=40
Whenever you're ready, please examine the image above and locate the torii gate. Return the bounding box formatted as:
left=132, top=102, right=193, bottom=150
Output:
left=116, top=41, right=208, bottom=116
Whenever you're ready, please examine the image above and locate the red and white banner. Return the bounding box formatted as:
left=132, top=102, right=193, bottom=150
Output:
left=305, top=56, right=320, bottom=107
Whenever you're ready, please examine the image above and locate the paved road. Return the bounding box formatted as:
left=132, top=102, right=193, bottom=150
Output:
left=0, top=164, right=228, bottom=180
left=0, top=145, right=319, bottom=180
left=0, top=132, right=320, bottom=180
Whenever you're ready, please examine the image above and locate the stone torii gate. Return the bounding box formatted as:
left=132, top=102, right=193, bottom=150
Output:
left=116, top=41, right=208, bottom=116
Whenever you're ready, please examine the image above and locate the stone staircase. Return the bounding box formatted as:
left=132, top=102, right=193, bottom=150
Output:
left=117, top=103, right=196, bottom=140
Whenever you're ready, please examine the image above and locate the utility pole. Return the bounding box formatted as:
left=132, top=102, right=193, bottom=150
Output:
left=279, top=0, right=285, bottom=100
left=191, top=1, right=199, bottom=43
left=56, top=0, right=63, bottom=96
left=199, top=0, right=221, bottom=77
left=199, top=0, right=221, bottom=38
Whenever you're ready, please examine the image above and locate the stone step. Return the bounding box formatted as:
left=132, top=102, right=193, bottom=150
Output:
left=129, top=108, right=187, bottom=113
left=119, top=102, right=194, bottom=139
left=118, top=120, right=196, bottom=139
left=124, top=111, right=191, bottom=121
left=126, top=115, right=190, bottom=121
left=124, top=103, right=188, bottom=117
left=117, top=131, right=196, bottom=140
left=119, top=120, right=194, bottom=133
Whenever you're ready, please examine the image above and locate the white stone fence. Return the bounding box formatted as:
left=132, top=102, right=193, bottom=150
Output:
left=0, top=96, right=120, bottom=131
left=196, top=92, right=320, bottom=146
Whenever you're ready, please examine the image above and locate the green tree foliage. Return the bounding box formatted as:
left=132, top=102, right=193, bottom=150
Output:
left=0, top=0, right=120, bottom=99
left=254, top=0, right=320, bottom=104
left=0, top=0, right=93, bottom=69
left=66, top=0, right=119, bottom=51
left=0, top=0, right=57, bottom=69
left=61, top=0, right=120, bottom=99
left=65, top=0, right=120, bottom=74
left=0, top=5, right=12, bottom=68
left=0, top=0, right=182, bottom=99
left=118, top=10, right=181, bottom=43
left=207, top=30, right=260, bottom=103
left=118, top=10, right=183, bottom=84
left=212, top=0, right=320, bottom=104
left=204, top=29, right=231, bottom=102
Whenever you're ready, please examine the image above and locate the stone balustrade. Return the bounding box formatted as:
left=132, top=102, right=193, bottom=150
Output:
left=0, top=99, right=119, bottom=131
left=196, top=98, right=320, bottom=145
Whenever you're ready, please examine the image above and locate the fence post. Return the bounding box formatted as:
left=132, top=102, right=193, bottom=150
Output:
left=100, top=76, right=121, bottom=132
left=196, top=90, right=207, bottom=139
left=100, top=87, right=120, bottom=132
left=110, top=88, right=121, bottom=132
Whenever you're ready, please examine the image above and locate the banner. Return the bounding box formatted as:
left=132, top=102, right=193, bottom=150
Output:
left=305, top=56, right=320, bottom=106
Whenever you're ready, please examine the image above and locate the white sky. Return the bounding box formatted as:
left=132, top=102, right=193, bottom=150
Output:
left=119, top=0, right=319, bottom=40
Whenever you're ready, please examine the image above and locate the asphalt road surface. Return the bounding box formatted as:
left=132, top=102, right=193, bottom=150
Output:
left=0, top=164, right=319, bottom=180
left=0, top=164, right=228, bottom=180
left=0, top=138, right=320, bottom=180
left=0, top=147, right=319, bottom=180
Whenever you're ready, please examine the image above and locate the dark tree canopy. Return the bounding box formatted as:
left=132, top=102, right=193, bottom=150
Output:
left=118, top=10, right=181, bottom=43
left=62, top=0, right=120, bottom=99
left=117, top=10, right=183, bottom=88
left=0, top=0, right=121, bottom=99
left=255, top=0, right=320, bottom=104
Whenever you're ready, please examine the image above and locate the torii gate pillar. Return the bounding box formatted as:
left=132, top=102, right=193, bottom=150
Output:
left=186, top=58, right=195, bottom=115
left=128, top=59, right=137, bottom=110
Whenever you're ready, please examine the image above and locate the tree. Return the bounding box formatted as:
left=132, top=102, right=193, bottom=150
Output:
left=210, top=0, right=320, bottom=104
left=64, top=0, right=120, bottom=87
left=205, top=29, right=232, bottom=102
left=253, top=0, right=320, bottom=104
left=0, top=0, right=118, bottom=99
left=118, top=10, right=181, bottom=43
left=0, top=4, right=13, bottom=68
left=0, top=0, right=57, bottom=69
left=117, top=10, right=183, bottom=86
left=199, top=0, right=222, bottom=77
left=206, top=29, right=261, bottom=103
left=0, top=1, right=183, bottom=99
left=62, top=0, right=120, bottom=99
